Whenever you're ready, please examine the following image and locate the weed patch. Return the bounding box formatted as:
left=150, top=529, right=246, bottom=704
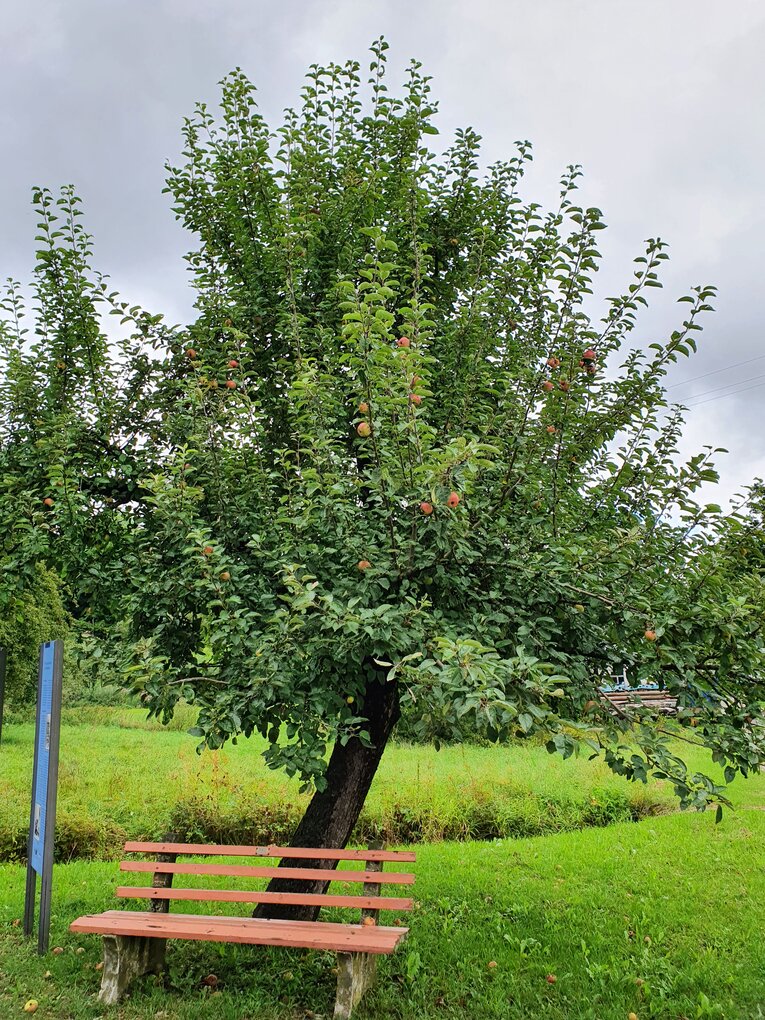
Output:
left=2, top=713, right=762, bottom=864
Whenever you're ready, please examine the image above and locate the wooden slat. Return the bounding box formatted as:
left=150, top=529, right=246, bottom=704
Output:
left=123, top=841, right=416, bottom=863
left=116, top=886, right=412, bottom=912
left=70, top=912, right=407, bottom=955
left=120, top=860, right=415, bottom=886
left=100, top=909, right=408, bottom=936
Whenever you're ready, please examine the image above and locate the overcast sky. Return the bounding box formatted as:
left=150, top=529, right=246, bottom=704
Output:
left=3, top=1, right=764, bottom=508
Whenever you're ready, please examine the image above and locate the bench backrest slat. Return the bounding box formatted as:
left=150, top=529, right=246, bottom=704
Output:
left=119, top=842, right=416, bottom=924
left=120, top=860, right=414, bottom=885
left=116, top=886, right=413, bottom=912
left=123, top=841, right=415, bottom=863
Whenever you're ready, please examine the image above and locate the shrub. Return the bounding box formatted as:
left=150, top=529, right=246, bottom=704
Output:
left=0, top=564, right=70, bottom=707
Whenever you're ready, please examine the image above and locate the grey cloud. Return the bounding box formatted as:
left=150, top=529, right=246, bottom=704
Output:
left=1, top=0, right=763, bottom=505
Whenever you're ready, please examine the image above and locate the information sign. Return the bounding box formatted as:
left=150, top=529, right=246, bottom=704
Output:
left=23, top=640, right=63, bottom=954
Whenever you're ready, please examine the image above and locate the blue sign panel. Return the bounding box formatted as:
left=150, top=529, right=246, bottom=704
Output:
left=30, top=643, right=55, bottom=876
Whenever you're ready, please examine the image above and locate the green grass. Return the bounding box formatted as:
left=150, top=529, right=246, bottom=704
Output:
left=1, top=713, right=763, bottom=1016
left=1, top=711, right=764, bottom=861
left=2, top=810, right=765, bottom=1018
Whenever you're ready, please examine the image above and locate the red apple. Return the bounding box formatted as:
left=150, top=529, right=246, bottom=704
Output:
left=546, top=356, right=560, bottom=369
left=546, top=425, right=557, bottom=434
left=219, top=571, right=231, bottom=581
left=225, top=379, right=237, bottom=389
left=582, top=348, right=596, bottom=360
left=447, top=491, right=460, bottom=508
left=541, top=380, right=554, bottom=393
left=203, top=546, right=214, bottom=556
left=358, top=401, right=369, bottom=414
left=228, top=359, right=239, bottom=369
left=357, top=560, right=371, bottom=571
left=396, top=336, right=411, bottom=348
left=419, top=501, right=433, bottom=515
left=644, top=629, right=657, bottom=641
left=409, top=393, right=422, bottom=406
left=43, top=497, right=54, bottom=507
left=357, top=421, right=371, bottom=437
left=559, top=380, right=570, bottom=392
left=185, top=348, right=197, bottom=359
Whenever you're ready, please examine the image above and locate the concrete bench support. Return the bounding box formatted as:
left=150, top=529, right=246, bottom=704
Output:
left=334, top=951, right=378, bottom=1019
left=99, top=933, right=166, bottom=1005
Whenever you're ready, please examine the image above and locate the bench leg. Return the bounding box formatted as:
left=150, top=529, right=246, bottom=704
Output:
left=98, top=934, right=167, bottom=1005
left=334, top=951, right=378, bottom=1019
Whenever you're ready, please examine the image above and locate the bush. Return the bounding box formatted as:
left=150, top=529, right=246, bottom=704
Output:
left=0, top=564, right=70, bottom=707
left=0, top=811, right=127, bottom=864
left=166, top=783, right=669, bottom=851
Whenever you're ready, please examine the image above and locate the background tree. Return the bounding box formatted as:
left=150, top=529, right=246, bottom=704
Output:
left=2, top=40, right=764, bottom=916
left=0, top=564, right=69, bottom=707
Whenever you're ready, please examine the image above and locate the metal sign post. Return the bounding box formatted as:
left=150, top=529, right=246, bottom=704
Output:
left=0, top=647, right=6, bottom=746
left=23, top=640, right=63, bottom=954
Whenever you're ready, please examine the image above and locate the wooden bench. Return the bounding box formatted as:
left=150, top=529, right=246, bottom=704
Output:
left=70, top=841, right=416, bottom=1019
left=601, top=688, right=678, bottom=716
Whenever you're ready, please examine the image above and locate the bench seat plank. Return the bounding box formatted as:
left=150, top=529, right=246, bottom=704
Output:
left=70, top=910, right=408, bottom=955
left=101, top=909, right=408, bottom=934
left=120, top=860, right=415, bottom=885
left=116, top=886, right=413, bottom=911
left=124, top=841, right=416, bottom=863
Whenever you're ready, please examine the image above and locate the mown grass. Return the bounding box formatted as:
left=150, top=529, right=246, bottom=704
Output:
left=1, top=710, right=764, bottom=862
left=1, top=810, right=765, bottom=1018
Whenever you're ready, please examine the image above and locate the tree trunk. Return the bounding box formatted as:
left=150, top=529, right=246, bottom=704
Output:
left=255, top=667, right=400, bottom=921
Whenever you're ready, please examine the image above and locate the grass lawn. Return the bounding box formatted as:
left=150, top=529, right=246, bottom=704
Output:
left=1, top=710, right=764, bottom=859
left=1, top=810, right=764, bottom=1018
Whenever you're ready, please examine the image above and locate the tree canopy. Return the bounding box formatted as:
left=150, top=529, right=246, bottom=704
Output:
left=2, top=42, right=764, bottom=847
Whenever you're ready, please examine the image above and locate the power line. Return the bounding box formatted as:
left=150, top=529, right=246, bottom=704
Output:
left=678, top=370, right=765, bottom=403
left=685, top=378, right=765, bottom=409
left=667, top=353, right=765, bottom=389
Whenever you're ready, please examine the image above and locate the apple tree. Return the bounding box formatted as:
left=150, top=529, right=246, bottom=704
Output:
left=2, top=41, right=765, bottom=913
